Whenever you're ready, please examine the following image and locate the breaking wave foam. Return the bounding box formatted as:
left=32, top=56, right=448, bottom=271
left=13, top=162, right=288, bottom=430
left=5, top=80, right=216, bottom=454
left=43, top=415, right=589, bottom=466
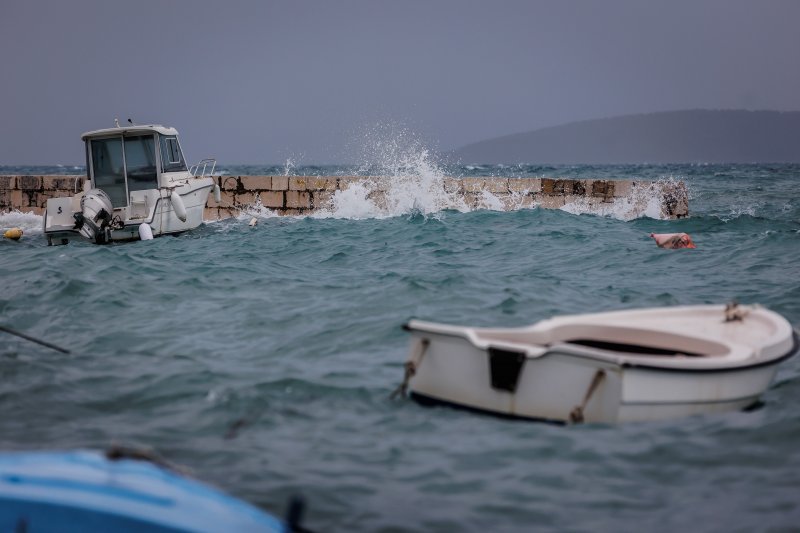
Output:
left=560, top=178, right=684, bottom=221
left=313, top=125, right=468, bottom=220
left=303, top=126, right=683, bottom=221
left=0, top=210, right=43, bottom=234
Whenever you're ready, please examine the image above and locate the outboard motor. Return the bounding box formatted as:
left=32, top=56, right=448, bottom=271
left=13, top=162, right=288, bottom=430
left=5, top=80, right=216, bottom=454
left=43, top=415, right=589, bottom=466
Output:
left=74, top=188, right=114, bottom=244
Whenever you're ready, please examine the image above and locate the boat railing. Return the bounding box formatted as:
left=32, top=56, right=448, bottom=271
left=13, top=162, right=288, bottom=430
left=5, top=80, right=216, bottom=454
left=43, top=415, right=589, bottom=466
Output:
left=190, top=158, right=217, bottom=178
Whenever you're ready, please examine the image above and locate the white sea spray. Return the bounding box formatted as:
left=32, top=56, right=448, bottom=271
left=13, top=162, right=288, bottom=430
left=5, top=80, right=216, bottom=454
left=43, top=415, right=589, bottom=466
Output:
left=312, top=124, right=468, bottom=220
left=235, top=194, right=281, bottom=221
left=0, top=210, right=43, bottom=234
left=283, top=157, right=297, bottom=177
left=560, top=176, right=684, bottom=221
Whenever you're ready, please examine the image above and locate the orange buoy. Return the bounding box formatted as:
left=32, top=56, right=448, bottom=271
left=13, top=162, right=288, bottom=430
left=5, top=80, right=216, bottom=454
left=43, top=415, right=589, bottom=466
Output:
left=650, top=232, right=696, bottom=249
left=3, top=228, right=23, bottom=241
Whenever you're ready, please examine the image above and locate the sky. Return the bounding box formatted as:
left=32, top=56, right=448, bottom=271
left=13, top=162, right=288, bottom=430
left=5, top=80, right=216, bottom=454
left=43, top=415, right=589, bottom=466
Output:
left=1, top=0, right=799, bottom=165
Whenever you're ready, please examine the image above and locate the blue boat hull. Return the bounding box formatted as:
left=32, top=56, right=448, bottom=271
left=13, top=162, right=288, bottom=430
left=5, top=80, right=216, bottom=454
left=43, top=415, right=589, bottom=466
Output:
left=0, top=451, right=285, bottom=532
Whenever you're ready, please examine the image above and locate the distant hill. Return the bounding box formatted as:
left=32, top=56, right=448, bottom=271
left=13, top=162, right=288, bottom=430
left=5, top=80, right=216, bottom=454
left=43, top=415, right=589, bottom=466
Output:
left=450, top=110, right=800, bottom=164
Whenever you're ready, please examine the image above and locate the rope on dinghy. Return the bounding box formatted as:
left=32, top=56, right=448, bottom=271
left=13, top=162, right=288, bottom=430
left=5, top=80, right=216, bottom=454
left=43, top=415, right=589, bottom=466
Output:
left=569, top=369, right=606, bottom=424
left=724, top=300, right=756, bottom=322
left=105, top=443, right=190, bottom=475
left=390, top=338, right=429, bottom=400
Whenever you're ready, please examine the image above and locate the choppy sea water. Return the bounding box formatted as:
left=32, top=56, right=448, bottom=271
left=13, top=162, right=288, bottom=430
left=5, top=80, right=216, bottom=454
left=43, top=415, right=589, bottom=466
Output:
left=1, top=161, right=799, bottom=532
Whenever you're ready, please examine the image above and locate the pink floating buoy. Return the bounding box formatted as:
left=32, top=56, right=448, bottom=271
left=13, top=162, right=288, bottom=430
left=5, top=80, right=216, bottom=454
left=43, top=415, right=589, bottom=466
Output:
left=650, top=232, right=696, bottom=249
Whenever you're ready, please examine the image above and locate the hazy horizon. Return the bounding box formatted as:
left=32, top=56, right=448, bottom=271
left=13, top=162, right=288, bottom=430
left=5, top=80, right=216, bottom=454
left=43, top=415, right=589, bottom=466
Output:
left=449, top=109, right=800, bottom=164
left=2, top=1, right=799, bottom=165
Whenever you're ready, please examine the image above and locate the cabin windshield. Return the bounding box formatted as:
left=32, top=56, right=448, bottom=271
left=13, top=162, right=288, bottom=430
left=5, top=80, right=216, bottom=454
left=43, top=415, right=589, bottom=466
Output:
left=160, top=135, right=187, bottom=173
left=89, top=134, right=158, bottom=208
left=125, top=135, right=157, bottom=193
left=90, top=137, right=126, bottom=207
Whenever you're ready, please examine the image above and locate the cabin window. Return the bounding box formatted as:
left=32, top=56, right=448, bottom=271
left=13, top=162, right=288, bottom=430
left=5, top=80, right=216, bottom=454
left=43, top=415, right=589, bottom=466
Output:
left=124, top=135, right=157, bottom=192
left=91, top=137, right=127, bottom=208
left=160, top=136, right=187, bottom=172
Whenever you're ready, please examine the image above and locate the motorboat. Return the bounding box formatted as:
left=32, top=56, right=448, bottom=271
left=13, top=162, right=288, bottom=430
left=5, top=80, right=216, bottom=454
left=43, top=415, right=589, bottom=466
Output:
left=43, top=123, right=221, bottom=245
left=0, top=449, right=296, bottom=532
left=399, top=303, right=798, bottom=424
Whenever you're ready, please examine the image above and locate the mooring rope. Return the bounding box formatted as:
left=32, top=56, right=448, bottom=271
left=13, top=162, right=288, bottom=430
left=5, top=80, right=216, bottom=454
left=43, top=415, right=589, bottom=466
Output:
left=724, top=301, right=753, bottom=322
left=0, top=325, right=70, bottom=354
left=569, top=369, right=606, bottom=424
left=390, top=338, right=429, bottom=400
left=105, top=443, right=189, bottom=475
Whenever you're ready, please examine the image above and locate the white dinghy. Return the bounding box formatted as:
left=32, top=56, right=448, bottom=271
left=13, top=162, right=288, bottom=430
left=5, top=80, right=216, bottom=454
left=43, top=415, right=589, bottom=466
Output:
left=400, top=303, right=798, bottom=424
left=44, top=123, right=219, bottom=245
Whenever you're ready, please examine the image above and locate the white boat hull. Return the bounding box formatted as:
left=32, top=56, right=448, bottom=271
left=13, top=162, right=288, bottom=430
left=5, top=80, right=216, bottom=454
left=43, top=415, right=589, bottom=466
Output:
left=42, top=123, right=216, bottom=245
left=403, top=305, right=797, bottom=424
left=43, top=179, right=213, bottom=245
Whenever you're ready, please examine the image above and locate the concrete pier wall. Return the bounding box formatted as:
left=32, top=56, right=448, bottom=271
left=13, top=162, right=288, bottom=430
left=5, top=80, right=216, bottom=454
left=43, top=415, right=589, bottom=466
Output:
left=0, top=175, right=689, bottom=219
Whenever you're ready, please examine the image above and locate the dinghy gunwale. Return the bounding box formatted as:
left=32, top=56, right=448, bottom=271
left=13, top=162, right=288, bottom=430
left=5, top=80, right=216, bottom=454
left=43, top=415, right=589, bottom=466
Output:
left=404, top=304, right=798, bottom=374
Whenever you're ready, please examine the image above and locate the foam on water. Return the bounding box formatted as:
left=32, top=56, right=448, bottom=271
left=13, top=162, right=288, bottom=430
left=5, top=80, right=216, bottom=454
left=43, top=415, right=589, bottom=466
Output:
left=560, top=178, right=678, bottom=221
left=714, top=204, right=758, bottom=222
left=0, top=210, right=43, bottom=234
left=235, top=196, right=282, bottom=222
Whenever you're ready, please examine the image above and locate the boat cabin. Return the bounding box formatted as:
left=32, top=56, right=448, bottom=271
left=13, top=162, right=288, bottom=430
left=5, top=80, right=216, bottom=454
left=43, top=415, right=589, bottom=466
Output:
left=82, top=125, right=189, bottom=208
left=44, top=122, right=215, bottom=245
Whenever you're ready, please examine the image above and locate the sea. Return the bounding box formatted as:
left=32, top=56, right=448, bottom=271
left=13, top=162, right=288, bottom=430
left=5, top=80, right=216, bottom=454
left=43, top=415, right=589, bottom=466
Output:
left=1, top=153, right=799, bottom=531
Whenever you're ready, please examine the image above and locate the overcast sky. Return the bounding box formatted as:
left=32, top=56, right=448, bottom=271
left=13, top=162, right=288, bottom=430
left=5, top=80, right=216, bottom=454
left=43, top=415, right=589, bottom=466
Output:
left=1, top=0, right=799, bottom=165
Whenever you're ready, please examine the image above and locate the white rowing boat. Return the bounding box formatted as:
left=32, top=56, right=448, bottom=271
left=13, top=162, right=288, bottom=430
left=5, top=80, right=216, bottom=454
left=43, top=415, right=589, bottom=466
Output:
left=400, top=303, right=798, bottom=423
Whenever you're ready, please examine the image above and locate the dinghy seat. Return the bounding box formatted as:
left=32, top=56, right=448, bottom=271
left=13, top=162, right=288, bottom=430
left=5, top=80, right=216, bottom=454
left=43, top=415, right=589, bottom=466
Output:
left=565, top=339, right=705, bottom=357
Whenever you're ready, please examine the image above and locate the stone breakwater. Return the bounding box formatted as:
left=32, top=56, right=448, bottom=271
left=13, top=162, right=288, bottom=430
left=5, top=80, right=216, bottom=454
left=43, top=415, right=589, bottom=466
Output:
left=0, top=175, right=689, bottom=219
